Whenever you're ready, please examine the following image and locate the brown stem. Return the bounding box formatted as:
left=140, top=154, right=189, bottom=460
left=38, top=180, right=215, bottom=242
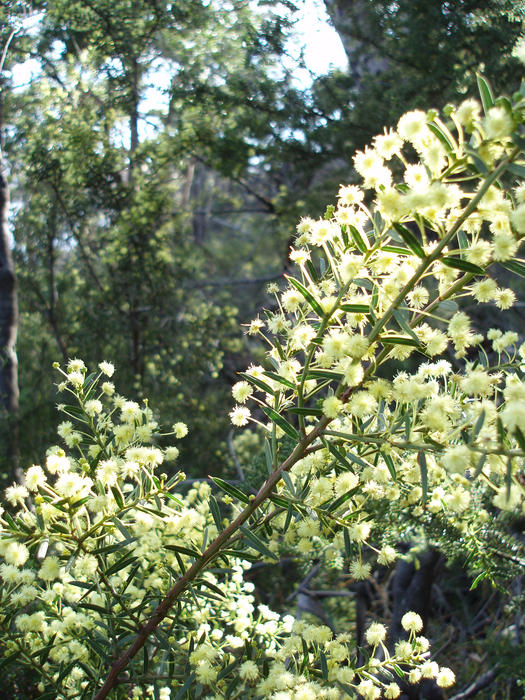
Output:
left=93, top=416, right=329, bottom=699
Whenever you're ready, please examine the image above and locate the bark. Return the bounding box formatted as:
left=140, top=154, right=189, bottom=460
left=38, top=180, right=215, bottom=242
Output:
left=0, top=107, right=20, bottom=481
left=323, top=0, right=390, bottom=86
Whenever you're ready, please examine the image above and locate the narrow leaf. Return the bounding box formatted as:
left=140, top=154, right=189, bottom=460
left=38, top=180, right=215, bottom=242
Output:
left=103, top=554, right=137, bottom=577
left=442, top=256, right=485, bottom=274
left=392, top=222, right=426, bottom=258
left=263, top=370, right=296, bottom=390
left=209, top=496, right=222, bottom=530
left=507, top=162, right=525, bottom=178
left=476, top=73, right=494, bottom=114
left=348, top=224, right=368, bottom=252
left=211, top=477, right=250, bottom=504
left=164, top=544, right=201, bottom=558
left=417, top=451, right=428, bottom=504
left=287, top=406, right=323, bottom=416
left=305, top=369, right=344, bottom=381
left=393, top=309, right=420, bottom=344
left=261, top=405, right=299, bottom=440
left=173, top=672, right=196, bottom=700
left=381, top=335, right=421, bottom=347
left=427, top=122, right=454, bottom=153
left=501, top=259, right=525, bottom=278
left=238, top=371, right=275, bottom=395
left=514, top=427, right=525, bottom=453
left=286, top=275, right=324, bottom=317
left=340, top=303, right=370, bottom=313
left=239, top=526, right=278, bottom=561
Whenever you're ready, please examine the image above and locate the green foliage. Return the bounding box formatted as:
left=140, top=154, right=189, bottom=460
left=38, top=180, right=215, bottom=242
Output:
left=1, top=70, right=525, bottom=699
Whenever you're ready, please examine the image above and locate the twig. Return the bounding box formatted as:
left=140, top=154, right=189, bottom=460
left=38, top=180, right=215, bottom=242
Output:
left=449, top=668, right=500, bottom=700
left=93, top=416, right=329, bottom=699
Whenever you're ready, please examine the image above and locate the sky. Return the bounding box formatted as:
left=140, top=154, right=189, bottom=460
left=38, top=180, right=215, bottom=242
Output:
left=9, top=0, right=347, bottom=92
left=288, top=0, right=347, bottom=78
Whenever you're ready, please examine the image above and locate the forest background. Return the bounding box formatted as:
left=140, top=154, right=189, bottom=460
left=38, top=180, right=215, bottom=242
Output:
left=0, top=0, right=525, bottom=697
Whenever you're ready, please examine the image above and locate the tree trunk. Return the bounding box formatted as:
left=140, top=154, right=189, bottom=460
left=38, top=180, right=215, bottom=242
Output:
left=323, top=0, right=390, bottom=86
left=0, top=92, right=20, bottom=481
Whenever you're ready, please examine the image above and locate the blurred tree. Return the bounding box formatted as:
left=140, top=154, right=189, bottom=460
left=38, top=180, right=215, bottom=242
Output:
left=7, top=0, right=306, bottom=475
left=4, top=0, right=525, bottom=479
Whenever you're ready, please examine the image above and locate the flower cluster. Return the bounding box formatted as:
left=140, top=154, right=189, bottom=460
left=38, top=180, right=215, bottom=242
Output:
left=229, top=78, right=525, bottom=594
left=3, top=72, right=525, bottom=699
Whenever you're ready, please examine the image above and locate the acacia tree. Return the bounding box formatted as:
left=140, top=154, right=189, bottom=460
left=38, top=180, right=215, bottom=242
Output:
left=0, top=67, right=524, bottom=698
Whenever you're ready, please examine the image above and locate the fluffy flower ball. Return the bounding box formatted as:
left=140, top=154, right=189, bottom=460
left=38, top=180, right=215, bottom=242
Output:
left=401, top=611, right=424, bottom=633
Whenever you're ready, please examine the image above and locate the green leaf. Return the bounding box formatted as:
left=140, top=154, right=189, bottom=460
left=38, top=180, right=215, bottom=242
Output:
left=261, top=405, right=298, bottom=440
left=371, top=283, right=379, bottom=310
left=104, top=554, right=138, bottom=577
left=501, top=259, right=525, bottom=278
left=305, top=369, right=344, bottom=381
left=93, top=540, right=132, bottom=555
left=164, top=544, right=201, bottom=558
left=383, top=244, right=411, bottom=255
left=110, top=486, right=124, bottom=510
left=472, top=453, right=486, bottom=480
left=471, top=410, right=486, bottom=442
left=263, top=371, right=296, bottom=390
left=427, top=122, right=454, bottom=153
left=343, top=527, right=352, bottom=559
left=470, top=571, right=489, bottom=591
left=306, top=259, right=319, bottom=282
left=392, top=222, right=426, bottom=259
left=199, top=577, right=226, bottom=598
left=269, top=494, right=291, bottom=508
left=238, top=371, right=275, bottom=395
left=3, top=511, right=19, bottom=532
left=281, top=470, right=296, bottom=497
left=265, top=437, right=275, bottom=474
left=239, top=525, right=278, bottom=561
left=457, top=230, right=468, bottom=256
left=514, top=427, right=525, bottom=453
left=164, top=491, right=184, bottom=507
left=381, top=335, right=421, bottom=347
left=476, top=73, right=494, bottom=114
left=442, top=256, right=485, bottom=274
left=283, top=504, right=294, bottom=533
left=393, top=664, right=405, bottom=679
left=78, top=602, right=109, bottom=615
left=512, top=133, right=525, bottom=150
left=222, top=548, right=259, bottom=562
left=435, top=299, right=458, bottom=317
left=320, top=650, right=328, bottom=680
left=340, top=303, right=370, bottom=313
left=285, top=275, right=324, bottom=317
left=348, top=225, right=368, bottom=253
left=326, top=489, right=356, bottom=513
left=111, top=517, right=134, bottom=543
left=173, top=673, right=196, bottom=699
left=382, top=452, right=396, bottom=480
left=464, top=144, right=488, bottom=174
left=287, top=406, right=323, bottom=416
left=417, top=451, right=428, bottom=504
left=327, top=442, right=365, bottom=470
left=211, top=477, right=251, bottom=504
left=209, top=496, right=222, bottom=530
left=121, top=562, right=141, bottom=594
left=393, top=309, right=420, bottom=345
left=507, top=162, right=525, bottom=178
